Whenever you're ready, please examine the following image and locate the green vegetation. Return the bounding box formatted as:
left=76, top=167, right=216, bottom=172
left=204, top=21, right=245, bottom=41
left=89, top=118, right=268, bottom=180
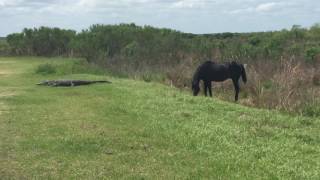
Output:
left=34, top=58, right=107, bottom=76
left=35, top=63, right=57, bottom=74
left=0, top=37, right=9, bottom=56
left=1, top=57, right=320, bottom=179
left=5, top=24, right=320, bottom=64
left=4, top=25, right=320, bottom=116
left=6, top=27, right=75, bottom=56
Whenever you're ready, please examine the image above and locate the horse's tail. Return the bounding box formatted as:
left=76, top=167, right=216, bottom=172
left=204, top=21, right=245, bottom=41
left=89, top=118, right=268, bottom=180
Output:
left=240, top=64, right=247, bottom=83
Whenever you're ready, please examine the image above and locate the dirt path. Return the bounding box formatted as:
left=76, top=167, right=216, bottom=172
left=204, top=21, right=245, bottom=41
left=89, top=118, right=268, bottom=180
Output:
left=0, top=58, right=21, bottom=120
left=0, top=59, right=20, bottom=178
left=0, top=92, right=14, bottom=115
left=0, top=60, right=18, bottom=115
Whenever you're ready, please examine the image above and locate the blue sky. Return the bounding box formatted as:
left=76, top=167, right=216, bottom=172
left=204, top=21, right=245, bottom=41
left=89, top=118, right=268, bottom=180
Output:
left=0, top=0, right=319, bottom=36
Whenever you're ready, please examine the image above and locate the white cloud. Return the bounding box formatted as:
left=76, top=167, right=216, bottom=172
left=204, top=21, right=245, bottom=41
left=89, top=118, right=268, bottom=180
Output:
left=0, top=0, right=320, bottom=36
left=256, top=2, right=278, bottom=12
left=171, top=0, right=206, bottom=9
left=228, top=1, right=293, bottom=14
left=0, top=0, right=22, bottom=7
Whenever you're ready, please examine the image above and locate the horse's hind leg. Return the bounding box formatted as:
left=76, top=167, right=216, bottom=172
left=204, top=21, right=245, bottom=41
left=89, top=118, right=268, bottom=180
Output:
left=232, top=79, right=240, bottom=101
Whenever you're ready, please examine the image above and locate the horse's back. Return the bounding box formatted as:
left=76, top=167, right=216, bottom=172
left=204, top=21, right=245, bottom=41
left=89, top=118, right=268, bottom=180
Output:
left=198, top=61, right=230, bottom=81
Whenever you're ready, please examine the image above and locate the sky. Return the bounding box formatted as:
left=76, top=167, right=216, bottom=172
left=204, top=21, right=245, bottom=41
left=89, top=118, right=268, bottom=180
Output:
left=0, top=0, right=320, bottom=36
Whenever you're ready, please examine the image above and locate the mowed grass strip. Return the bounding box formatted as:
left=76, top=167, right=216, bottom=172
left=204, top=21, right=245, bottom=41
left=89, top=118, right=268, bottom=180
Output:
left=0, top=57, right=319, bottom=179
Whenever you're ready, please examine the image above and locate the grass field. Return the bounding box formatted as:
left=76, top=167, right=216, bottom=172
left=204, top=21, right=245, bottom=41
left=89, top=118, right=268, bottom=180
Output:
left=1, top=57, right=320, bottom=179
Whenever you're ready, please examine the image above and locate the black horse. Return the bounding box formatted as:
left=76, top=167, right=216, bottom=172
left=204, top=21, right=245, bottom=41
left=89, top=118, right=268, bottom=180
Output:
left=192, top=61, right=247, bottom=101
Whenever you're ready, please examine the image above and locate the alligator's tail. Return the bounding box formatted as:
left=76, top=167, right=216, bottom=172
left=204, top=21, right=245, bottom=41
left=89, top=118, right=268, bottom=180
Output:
left=93, top=80, right=112, bottom=83
left=36, top=80, right=49, bottom=85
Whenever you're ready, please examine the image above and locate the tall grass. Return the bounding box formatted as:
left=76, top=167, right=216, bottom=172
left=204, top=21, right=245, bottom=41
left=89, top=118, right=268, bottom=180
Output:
left=98, top=55, right=320, bottom=117
left=238, top=58, right=320, bottom=116
left=35, top=58, right=107, bottom=76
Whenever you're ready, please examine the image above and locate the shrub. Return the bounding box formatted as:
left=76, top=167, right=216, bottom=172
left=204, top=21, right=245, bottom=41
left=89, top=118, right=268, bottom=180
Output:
left=35, top=63, right=56, bottom=74
left=70, top=60, right=106, bottom=75
left=305, top=47, right=320, bottom=63
left=312, top=71, right=320, bottom=86
left=302, top=102, right=320, bottom=117
left=241, top=58, right=320, bottom=116
left=0, top=39, right=9, bottom=56
left=142, top=73, right=153, bottom=82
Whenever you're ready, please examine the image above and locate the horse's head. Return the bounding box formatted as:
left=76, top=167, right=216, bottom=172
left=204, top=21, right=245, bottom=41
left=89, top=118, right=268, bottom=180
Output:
left=192, top=82, right=200, bottom=96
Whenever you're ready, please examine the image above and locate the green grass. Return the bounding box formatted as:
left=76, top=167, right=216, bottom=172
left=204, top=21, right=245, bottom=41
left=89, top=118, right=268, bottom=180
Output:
left=1, top=57, right=320, bottom=179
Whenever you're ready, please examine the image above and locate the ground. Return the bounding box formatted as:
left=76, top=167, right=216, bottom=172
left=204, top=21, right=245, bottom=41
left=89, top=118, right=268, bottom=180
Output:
left=0, top=57, right=319, bottom=179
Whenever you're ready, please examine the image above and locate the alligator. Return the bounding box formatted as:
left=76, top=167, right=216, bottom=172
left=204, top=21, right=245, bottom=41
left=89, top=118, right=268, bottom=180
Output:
left=37, top=80, right=111, bottom=87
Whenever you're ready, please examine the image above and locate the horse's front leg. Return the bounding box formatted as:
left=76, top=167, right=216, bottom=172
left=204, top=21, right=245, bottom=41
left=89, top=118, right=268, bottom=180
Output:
left=232, top=79, right=240, bottom=101
left=203, top=81, right=208, bottom=96
left=206, top=81, right=212, bottom=97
